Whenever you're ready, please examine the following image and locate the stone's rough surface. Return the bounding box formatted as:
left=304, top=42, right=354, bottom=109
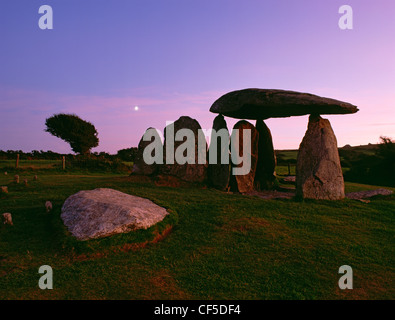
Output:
left=1, top=186, right=8, bottom=194
left=346, top=189, right=393, bottom=200
left=45, top=201, right=53, bottom=213
left=296, top=115, right=345, bottom=200
left=2, top=213, right=13, bottom=226
left=162, top=116, right=207, bottom=182
left=210, top=88, right=359, bottom=120
left=246, top=190, right=295, bottom=200
left=230, top=120, right=259, bottom=193
left=283, top=176, right=296, bottom=183
left=61, top=188, right=169, bottom=241
left=254, top=120, right=277, bottom=190
left=133, top=127, right=162, bottom=175
left=207, top=114, right=231, bottom=190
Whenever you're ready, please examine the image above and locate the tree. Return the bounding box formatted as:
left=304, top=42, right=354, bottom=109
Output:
left=377, top=136, right=395, bottom=179
left=377, top=136, right=395, bottom=160
left=343, top=136, right=395, bottom=187
left=45, top=113, right=99, bottom=154
left=116, top=147, right=138, bottom=162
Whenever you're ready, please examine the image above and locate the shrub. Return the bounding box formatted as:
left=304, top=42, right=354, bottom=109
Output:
left=68, top=156, right=131, bottom=173
left=344, top=137, right=395, bottom=187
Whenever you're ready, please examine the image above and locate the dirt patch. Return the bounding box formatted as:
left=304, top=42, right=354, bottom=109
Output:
left=125, top=175, right=154, bottom=184
left=152, top=225, right=173, bottom=243
left=144, top=269, right=191, bottom=299
left=154, top=174, right=206, bottom=188
left=334, top=272, right=392, bottom=299
left=72, top=226, right=174, bottom=262
left=245, top=190, right=295, bottom=200
left=346, top=188, right=393, bottom=200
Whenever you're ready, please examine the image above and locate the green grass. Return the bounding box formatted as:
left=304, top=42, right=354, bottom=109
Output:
left=276, top=165, right=296, bottom=176
left=276, top=150, right=298, bottom=161
left=0, top=167, right=394, bottom=300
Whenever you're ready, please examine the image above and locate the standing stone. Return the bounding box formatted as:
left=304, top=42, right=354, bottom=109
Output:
left=33, top=175, right=38, bottom=181
left=296, top=115, right=345, bottom=200
left=162, top=116, right=207, bottom=183
left=23, top=179, right=28, bottom=186
left=132, top=127, right=162, bottom=176
left=207, top=114, right=231, bottom=190
left=1, top=186, right=8, bottom=194
left=230, top=120, right=259, bottom=193
left=254, top=119, right=277, bottom=190
left=14, top=175, right=19, bottom=184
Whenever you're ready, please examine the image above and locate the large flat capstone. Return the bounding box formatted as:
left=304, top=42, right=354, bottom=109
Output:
left=61, top=188, right=169, bottom=240
left=210, top=88, right=359, bottom=120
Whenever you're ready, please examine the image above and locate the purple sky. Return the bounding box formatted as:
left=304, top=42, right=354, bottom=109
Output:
left=1, top=0, right=394, bottom=154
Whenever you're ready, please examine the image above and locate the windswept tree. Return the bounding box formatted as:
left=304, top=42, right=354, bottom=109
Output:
left=45, top=113, right=99, bottom=154
left=377, top=136, right=395, bottom=160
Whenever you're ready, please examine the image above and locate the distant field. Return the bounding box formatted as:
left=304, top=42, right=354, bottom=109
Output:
left=275, top=144, right=380, bottom=163
left=276, top=165, right=296, bottom=176
left=0, top=160, right=60, bottom=170
left=276, top=150, right=298, bottom=162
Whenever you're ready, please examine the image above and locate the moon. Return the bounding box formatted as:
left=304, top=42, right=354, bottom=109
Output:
left=134, top=106, right=139, bottom=111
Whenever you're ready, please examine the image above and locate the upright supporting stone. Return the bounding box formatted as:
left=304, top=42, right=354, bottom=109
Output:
left=62, top=156, right=66, bottom=170
left=207, top=114, right=231, bottom=190
left=16, top=154, right=19, bottom=169
left=230, top=120, right=259, bottom=193
left=296, top=115, right=345, bottom=200
left=254, top=119, right=277, bottom=190
left=162, top=116, right=207, bottom=183
left=132, top=127, right=162, bottom=175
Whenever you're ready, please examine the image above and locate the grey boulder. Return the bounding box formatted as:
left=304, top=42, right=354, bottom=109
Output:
left=61, top=188, right=169, bottom=240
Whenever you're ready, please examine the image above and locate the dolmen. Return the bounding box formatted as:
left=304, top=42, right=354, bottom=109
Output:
left=209, top=88, right=358, bottom=200
left=131, top=88, right=358, bottom=200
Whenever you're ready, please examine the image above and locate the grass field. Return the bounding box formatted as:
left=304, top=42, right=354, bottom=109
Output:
left=0, top=160, right=60, bottom=170
left=0, top=165, right=394, bottom=300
